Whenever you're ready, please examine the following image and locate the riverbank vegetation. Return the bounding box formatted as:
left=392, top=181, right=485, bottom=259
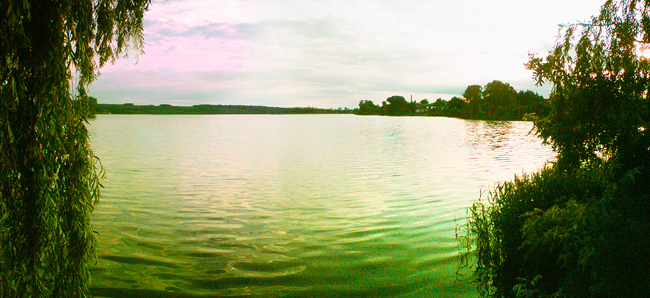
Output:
left=462, top=0, right=650, bottom=296
left=1, top=0, right=149, bottom=297
left=94, top=79, right=546, bottom=120
left=95, top=103, right=353, bottom=115
left=355, top=80, right=550, bottom=121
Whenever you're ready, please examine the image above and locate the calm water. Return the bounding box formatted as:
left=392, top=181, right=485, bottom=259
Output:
left=88, top=115, right=554, bottom=298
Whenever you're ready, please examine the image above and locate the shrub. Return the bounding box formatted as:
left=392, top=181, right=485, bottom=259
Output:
left=464, top=163, right=650, bottom=297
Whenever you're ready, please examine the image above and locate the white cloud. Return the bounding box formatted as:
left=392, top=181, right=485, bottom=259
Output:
left=93, top=0, right=604, bottom=108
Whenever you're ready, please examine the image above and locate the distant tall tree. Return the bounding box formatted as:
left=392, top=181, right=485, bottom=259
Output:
left=515, top=90, right=549, bottom=118
left=463, top=85, right=483, bottom=103
left=432, top=98, right=447, bottom=111
left=483, top=81, right=516, bottom=109
left=447, top=96, right=468, bottom=117
left=463, top=85, right=484, bottom=117
left=88, top=96, right=99, bottom=118
left=420, top=98, right=429, bottom=107
left=357, top=100, right=381, bottom=115
left=385, top=95, right=413, bottom=116
left=0, top=0, right=150, bottom=297
left=481, top=81, right=517, bottom=119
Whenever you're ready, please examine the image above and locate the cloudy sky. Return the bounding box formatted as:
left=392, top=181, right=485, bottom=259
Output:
left=90, top=0, right=604, bottom=108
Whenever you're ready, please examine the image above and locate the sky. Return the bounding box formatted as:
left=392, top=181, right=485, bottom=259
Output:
left=89, top=0, right=605, bottom=108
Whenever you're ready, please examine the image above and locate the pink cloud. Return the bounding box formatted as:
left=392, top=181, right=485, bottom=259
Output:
left=103, top=19, right=254, bottom=73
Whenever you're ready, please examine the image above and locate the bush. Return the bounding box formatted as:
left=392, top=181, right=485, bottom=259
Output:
left=464, top=164, right=650, bottom=297
left=462, top=1, right=650, bottom=296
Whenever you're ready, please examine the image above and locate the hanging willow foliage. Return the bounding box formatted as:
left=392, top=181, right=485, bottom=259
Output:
left=0, top=0, right=150, bottom=296
left=463, top=1, right=650, bottom=297
left=527, top=0, right=650, bottom=171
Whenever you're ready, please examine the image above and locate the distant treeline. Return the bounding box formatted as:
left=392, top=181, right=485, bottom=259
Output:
left=355, top=80, right=550, bottom=121
left=95, top=103, right=353, bottom=115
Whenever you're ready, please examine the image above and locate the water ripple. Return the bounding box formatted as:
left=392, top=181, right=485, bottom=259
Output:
left=89, top=115, right=554, bottom=297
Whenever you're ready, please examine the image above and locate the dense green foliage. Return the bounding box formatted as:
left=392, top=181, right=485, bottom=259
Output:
left=466, top=165, right=650, bottom=297
left=95, top=103, right=353, bottom=115
left=356, top=96, right=416, bottom=116
left=355, top=81, right=549, bottom=120
left=0, top=0, right=149, bottom=297
left=88, top=96, right=98, bottom=118
left=464, top=0, right=650, bottom=296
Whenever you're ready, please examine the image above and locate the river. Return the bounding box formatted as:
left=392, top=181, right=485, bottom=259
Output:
left=88, top=114, right=555, bottom=298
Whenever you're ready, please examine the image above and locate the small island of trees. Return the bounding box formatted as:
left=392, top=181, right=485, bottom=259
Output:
left=355, top=80, right=550, bottom=121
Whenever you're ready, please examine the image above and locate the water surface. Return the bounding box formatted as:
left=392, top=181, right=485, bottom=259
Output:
left=89, top=115, right=555, bottom=297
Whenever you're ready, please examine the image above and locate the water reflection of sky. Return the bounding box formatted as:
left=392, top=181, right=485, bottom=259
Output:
left=466, top=120, right=515, bottom=149
left=88, top=115, right=555, bottom=298
left=464, top=120, right=554, bottom=188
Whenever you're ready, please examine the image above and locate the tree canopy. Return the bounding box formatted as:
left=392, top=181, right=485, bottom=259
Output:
left=356, top=96, right=417, bottom=116
left=385, top=95, right=415, bottom=116
left=527, top=0, right=650, bottom=171
left=355, top=82, right=549, bottom=121
left=463, top=85, right=483, bottom=103
left=0, top=0, right=150, bottom=296
left=465, top=1, right=650, bottom=297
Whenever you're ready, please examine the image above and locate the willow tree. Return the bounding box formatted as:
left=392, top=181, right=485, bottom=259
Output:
left=0, top=0, right=149, bottom=296
left=466, top=0, right=650, bottom=297
left=528, top=0, right=650, bottom=172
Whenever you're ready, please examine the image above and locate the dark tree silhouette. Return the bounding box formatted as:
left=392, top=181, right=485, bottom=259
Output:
left=0, top=0, right=150, bottom=296
left=466, top=1, right=650, bottom=297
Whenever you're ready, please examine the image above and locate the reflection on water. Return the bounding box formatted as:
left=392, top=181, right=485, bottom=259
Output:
left=88, top=115, right=554, bottom=298
left=466, top=120, right=515, bottom=149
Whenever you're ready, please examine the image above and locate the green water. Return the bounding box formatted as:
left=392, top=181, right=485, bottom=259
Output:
left=88, top=115, right=554, bottom=297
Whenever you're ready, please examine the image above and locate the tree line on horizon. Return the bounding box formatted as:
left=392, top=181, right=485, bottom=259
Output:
left=355, top=80, right=550, bottom=121
left=93, top=102, right=352, bottom=115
